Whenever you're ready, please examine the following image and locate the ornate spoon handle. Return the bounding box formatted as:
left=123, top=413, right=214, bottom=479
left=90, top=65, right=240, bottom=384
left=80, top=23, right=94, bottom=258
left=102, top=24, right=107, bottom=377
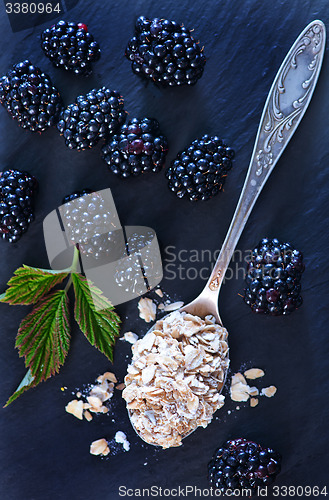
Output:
left=206, top=20, right=326, bottom=293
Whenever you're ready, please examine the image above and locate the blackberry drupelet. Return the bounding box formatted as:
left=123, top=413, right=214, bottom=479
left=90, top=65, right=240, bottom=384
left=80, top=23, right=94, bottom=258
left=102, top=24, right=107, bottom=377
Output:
left=244, top=237, right=305, bottom=315
left=41, top=20, right=101, bottom=76
left=57, top=87, right=126, bottom=150
left=208, top=438, right=282, bottom=495
left=0, top=60, right=62, bottom=132
left=125, top=16, right=206, bottom=87
left=0, top=169, right=38, bottom=243
left=102, top=117, right=168, bottom=178
left=166, top=134, right=235, bottom=201
left=61, top=189, right=121, bottom=260
left=62, top=188, right=92, bottom=204
left=115, top=230, right=160, bottom=294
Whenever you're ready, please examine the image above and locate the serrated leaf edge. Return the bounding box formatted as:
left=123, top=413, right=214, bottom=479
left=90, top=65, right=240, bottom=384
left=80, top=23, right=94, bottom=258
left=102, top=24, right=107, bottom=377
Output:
left=71, top=273, right=120, bottom=362
left=0, top=266, right=69, bottom=305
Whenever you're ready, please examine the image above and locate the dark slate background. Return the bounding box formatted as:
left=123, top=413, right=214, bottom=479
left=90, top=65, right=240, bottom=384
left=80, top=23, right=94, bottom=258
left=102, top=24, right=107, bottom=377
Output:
left=1, top=1, right=329, bottom=499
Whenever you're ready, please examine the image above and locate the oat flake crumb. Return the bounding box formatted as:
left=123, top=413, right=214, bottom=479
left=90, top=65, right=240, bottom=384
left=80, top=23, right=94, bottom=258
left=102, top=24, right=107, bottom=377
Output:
left=230, top=373, right=250, bottom=402
left=261, top=385, right=277, bottom=398
left=248, top=386, right=259, bottom=397
left=244, top=368, right=265, bottom=380
left=90, top=438, right=110, bottom=456
left=65, top=399, right=84, bottom=420
left=120, top=332, right=139, bottom=344
left=163, top=301, right=184, bottom=312
left=115, top=431, right=130, bottom=451
left=138, top=297, right=157, bottom=322
left=84, top=410, right=93, bottom=421
left=250, top=398, right=259, bottom=407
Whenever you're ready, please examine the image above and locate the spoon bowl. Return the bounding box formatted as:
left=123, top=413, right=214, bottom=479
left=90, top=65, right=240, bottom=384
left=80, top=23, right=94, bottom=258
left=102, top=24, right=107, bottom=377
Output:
left=126, top=19, right=326, bottom=447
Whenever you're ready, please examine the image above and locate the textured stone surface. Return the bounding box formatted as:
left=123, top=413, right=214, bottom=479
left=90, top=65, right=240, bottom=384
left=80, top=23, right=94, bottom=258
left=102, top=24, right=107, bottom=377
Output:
left=0, top=1, right=329, bottom=498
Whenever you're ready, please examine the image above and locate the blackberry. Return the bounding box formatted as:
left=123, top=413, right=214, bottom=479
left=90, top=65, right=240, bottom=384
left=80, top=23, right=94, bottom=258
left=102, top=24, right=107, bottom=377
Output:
left=166, top=134, right=235, bottom=201
left=0, top=169, right=38, bottom=243
left=0, top=60, right=62, bottom=132
left=208, top=438, right=282, bottom=495
left=41, top=21, right=101, bottom=76
left=102, top=117, right=168, bottom=178
left=57, top=87, right=126, bottom=150
left=61, top=189, right=122, bottom=260
left=125, top=16, right=206, bottom=87
left=244, top=238, right=305, bottom=315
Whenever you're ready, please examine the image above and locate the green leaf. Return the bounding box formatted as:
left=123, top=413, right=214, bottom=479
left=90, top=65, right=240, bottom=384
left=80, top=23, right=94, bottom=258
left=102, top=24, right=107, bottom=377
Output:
left=4, top=369, right=36, bottom=407
left=16, top=290, right=70, bottom=384
left=0, top=265, right=69, bottom=305
left=72, top=273, right=121, bottom=362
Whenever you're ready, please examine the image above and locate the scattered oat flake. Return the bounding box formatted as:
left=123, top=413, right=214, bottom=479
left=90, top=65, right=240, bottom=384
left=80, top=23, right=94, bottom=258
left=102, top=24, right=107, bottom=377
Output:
left=231, top=372, right=248, bottom=386
left=76, top=391, right=82, bottom=398
left=65, top=399, right=84, bottom=420
left=230, top=382, right=250, bottom=402
left=261, top=386, right=277, bottom=398
left=163, top=301, right=184, bottom=312
left=97, top=371, right=117, bottom=384
left=250, top=398, right=259, bottom=407
left=106, top=372, right=117, bottom=383
left=155, top=289, right=163, bottom=297
left=248, top=386, right=259, bottom=397
left=120, top=332, right=139, bottom=344
left=84, top=410, right=93, bottom=421
left=87, top=395, right=103, bottom=409
left=90, top=438, right=110, bottom=456
left=158, top=303, right=165, bottom=310
left=116, top=383, right=126, bottom=391
left=138, top=297, right=157, bottom=322
left=115, top=431, right=130, bottom=451
left=230, top=373, right=250, bottom=402
left=244, top=368, right=265, bottom=380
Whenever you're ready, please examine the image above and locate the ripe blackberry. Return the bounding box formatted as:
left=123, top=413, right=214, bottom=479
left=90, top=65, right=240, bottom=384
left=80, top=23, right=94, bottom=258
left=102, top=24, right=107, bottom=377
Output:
left=0, top=169, right=38, bottom=243
left=61, top=189, right=122, bottom=260
left=166, top=134, right=235, bottom=201
left=125, top=16, right=206, bottom=87
left=0, top=60, right=62, bottom=132
left=244, top=238, right=305, bottom=316
left=102, top=117, right=168, bottom=178
left=41, top=21, right=101, bottom=76
left=57, top=87, right=126, bottom=150
left=208, top=438, right=282, bottom=494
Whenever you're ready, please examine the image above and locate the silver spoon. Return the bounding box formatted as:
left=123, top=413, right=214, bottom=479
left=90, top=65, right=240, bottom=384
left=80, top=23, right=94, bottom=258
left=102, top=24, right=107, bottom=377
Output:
left=127, top=19, right=326, bottom=444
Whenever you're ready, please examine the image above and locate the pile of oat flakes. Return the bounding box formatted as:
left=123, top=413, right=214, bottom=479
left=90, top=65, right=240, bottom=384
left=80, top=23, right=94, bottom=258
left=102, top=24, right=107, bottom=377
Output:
left=122, top=310, right=229, bottom=448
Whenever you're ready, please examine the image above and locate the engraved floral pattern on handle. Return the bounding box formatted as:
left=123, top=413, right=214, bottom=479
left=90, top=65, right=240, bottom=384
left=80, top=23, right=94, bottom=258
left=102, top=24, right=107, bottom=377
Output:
left=254, top=23, right=325, bottom=178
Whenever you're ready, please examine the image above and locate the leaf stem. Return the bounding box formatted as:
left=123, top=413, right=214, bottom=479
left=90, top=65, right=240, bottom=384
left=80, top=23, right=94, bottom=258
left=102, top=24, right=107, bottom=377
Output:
left=64, top=246, right=80, bottom=293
